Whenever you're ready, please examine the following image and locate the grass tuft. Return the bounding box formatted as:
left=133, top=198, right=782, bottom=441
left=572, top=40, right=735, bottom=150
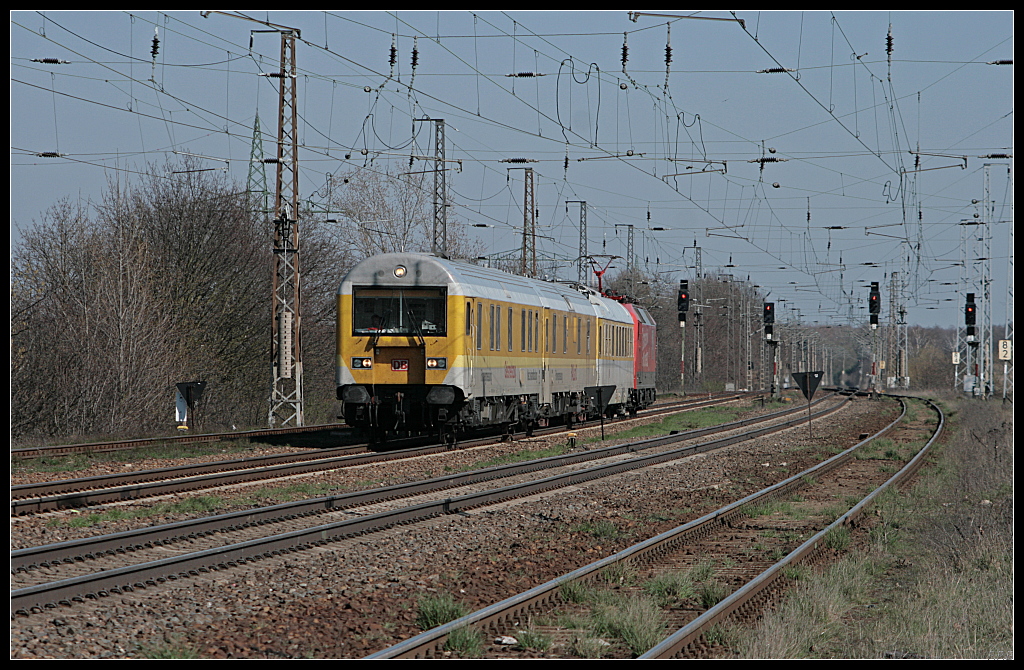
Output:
left=415, top=593, right=468, bottom=631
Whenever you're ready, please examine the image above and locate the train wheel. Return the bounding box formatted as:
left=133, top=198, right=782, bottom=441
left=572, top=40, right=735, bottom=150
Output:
left=439, top=424, right=456, bottom=450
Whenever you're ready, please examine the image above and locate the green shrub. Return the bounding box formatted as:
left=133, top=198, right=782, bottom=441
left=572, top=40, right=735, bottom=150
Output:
left=416, top=594, right=468, bottom=630
left=444, top=626, right=483, bottom=658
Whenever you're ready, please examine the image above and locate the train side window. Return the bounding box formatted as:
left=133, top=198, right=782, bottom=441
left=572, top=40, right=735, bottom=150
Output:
left=577, top=318, right=581, bottom=355
left=586, top=319, right=591, bottom=354
left=477, top=302, right=483, bottom=350
left=466, top=302, right=471, bottom=336
left=508, top=307, right=513, bottom=351
left=489, top=304, right=495, bottom=350
left=527, top=311, right=533, bottom=352
left=535, top=312, right=540, bottom=354
left=521, top=310, right=526, bottom=352
left=496, top=305, right=501, bottom=351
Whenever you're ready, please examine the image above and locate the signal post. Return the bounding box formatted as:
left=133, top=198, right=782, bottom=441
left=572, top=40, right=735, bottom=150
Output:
left=678, top=280, right=690, bottom=394
left=764, top=302, right=778, bottom=398
left=869, top=282, right=880, bottom=394
left=965, top=292, right=980, bottom=395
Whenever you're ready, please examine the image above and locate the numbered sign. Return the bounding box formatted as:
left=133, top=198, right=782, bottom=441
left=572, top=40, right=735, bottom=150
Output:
left=998, top=340, right=1012, bottom=361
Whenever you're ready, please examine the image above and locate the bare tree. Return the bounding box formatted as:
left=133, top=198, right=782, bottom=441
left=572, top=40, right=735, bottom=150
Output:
left=325, top=166, right=480, bottom=261
left=10, top=161, right=330, bottom=438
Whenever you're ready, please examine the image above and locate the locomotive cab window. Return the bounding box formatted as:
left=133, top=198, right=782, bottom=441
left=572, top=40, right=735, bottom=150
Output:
left=352, top=287, right=447, bottom=336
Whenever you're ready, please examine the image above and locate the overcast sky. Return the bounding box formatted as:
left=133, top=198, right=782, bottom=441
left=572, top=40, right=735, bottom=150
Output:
left=11, top=11, right=1014, bottom=328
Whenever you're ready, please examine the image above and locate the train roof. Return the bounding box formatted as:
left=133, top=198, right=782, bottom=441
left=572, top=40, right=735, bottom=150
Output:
left=339, top=253, right=634, bottom=323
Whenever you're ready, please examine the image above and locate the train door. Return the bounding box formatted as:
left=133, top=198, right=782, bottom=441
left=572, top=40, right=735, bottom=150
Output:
left=465, top=299, right=476, bottom=392
left=541, top=307, right=552, bottom=405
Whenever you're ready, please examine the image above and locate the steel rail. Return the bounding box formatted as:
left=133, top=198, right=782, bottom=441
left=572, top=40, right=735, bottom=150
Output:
left=11, top=395, right=844, bottom=615
left=365, top=394, right=914, bottom=659
left=640, top=395, right=943, bottom=659
left=10, top=393, right=755, bottom=515
left=11, top=423, right=351, bottom=460
left=12, top=393, right=832, bottom=572
left=11, top=392, right=753, bottom=461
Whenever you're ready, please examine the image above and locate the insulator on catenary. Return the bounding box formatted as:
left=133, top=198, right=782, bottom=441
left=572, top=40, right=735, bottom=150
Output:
left=665, top=44, right=672, bottom=66
left=757, top=67, right=793, bottom=74
left=36, top=151, right=65, bottom=158
left=151, top=29, right=160, bottom=59
left=621, top=33, right=629, bottom=66
left=501, top=158, right=537, bottom=163
left=506, top=72, right=544, bottom=77
left=32, top=58, right=70, bottom=64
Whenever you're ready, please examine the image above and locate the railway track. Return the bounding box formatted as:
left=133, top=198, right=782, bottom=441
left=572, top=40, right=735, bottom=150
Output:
left=10, top=423, right=356, bottom=460
left=11, top=392, right=753, bottom=515
left=11, top=392, right=750, bottom=461
left=11, top=393, right=841, bottom=617
left=364, top=394, right=942, bottom=659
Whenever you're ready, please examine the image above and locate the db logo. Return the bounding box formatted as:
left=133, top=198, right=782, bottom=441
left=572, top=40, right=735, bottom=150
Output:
left=391, top=359, right=409, bottom=371
left=571, top=364, right=578, bottom=381
left=505, top=365, right=517, bottom=379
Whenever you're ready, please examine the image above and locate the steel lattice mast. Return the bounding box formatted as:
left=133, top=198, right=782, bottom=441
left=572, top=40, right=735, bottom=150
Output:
left=520, top=167, right=536, bottom=277
left=268, top=31, right=303, bottom=426
left=430, top=119, right=447, bottom=257
left=201, top=12, right=304, bottom=426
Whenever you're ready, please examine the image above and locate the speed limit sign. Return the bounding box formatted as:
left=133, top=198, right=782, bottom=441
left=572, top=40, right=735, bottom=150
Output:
left=998, top=340, right=1012, bottom=361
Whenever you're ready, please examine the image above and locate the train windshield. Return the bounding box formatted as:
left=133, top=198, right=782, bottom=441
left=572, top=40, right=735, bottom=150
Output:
left=352, top=287, right=447, bottom=336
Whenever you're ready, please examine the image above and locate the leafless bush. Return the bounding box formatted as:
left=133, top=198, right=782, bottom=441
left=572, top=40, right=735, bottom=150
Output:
left=11, top=161, right=347, bottom=439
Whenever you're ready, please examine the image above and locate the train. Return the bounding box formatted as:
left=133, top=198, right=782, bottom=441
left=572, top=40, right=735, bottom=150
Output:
left=335, top=253, right=657, bottom=443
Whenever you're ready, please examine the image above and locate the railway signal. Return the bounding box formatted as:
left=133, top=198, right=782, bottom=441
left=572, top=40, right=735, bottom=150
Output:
left=869, top=281, right=880, bottom=327
left=763, top=302, right=774, bottom=340
left=678, top=280, right=690, bottom=323
left=965, top=292, right=977, bottom=341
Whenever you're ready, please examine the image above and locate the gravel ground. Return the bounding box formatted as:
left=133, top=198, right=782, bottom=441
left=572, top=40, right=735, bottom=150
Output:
left=10, top=396, right=897, bottom=659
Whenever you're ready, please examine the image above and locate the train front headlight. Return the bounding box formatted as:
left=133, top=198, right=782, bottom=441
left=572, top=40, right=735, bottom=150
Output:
left=426, top=357, right=448, bottom=370
left=351, top=357, right=373, bottom=369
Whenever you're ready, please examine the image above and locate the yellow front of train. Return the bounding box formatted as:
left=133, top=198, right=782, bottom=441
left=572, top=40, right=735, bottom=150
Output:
left=336, top=254, right=468, bottom=441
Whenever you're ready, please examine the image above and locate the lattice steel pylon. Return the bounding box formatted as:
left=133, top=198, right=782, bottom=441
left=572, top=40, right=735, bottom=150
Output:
left=520, top=167, right=536, bottom=277
left=247, top=113, right=270, bottom=218
left=888, top=268, right=909, bottom=389
left=1004, top=166, right=1014, bottom=401
left=566, top=200, right=587, bottom=285
left=957, top=184, right=993, bottom=397
left=268, top=31, right=303, bottom=426
left=431, top=119, right=447, bottom=257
